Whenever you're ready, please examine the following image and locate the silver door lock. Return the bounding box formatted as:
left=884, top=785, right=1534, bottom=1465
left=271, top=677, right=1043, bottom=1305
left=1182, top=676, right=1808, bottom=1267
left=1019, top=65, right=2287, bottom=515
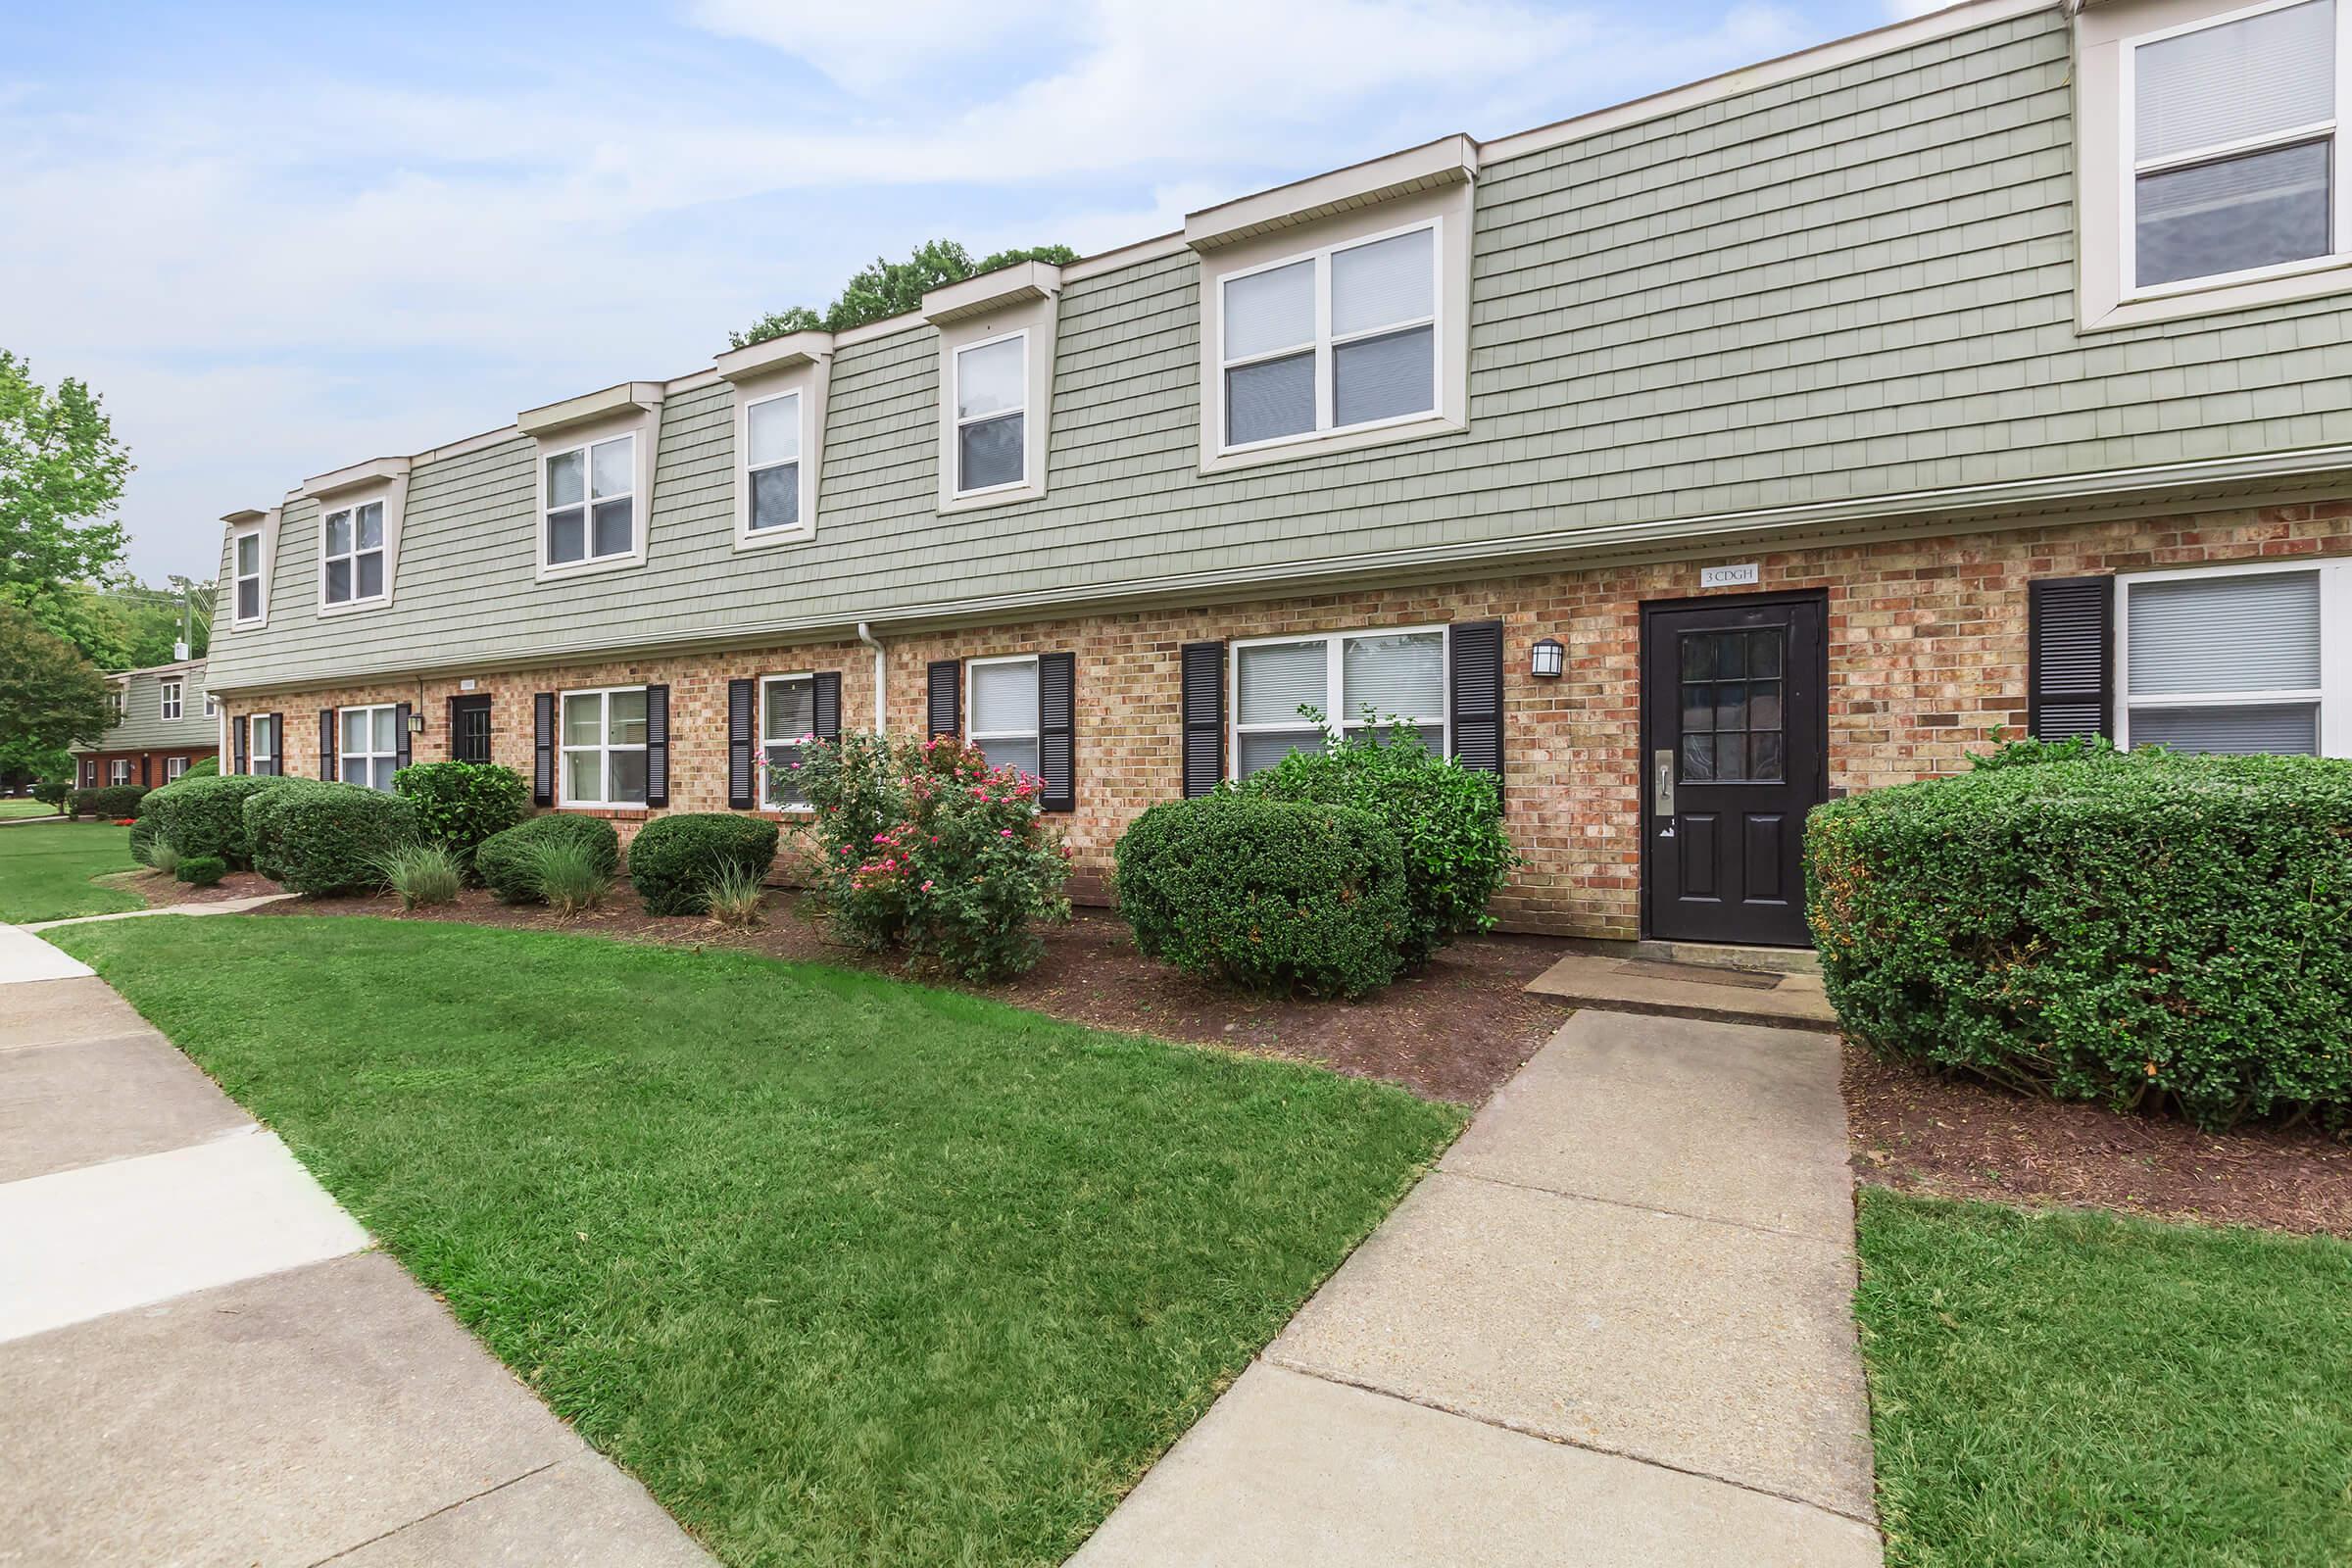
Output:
left=1653, top=749, right=1676, bottom=833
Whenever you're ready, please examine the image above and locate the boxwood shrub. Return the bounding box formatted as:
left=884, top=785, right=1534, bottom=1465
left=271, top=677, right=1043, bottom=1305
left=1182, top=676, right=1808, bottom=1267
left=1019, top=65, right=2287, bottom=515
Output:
left=475, top=814, right=621, bottom=905
left=1235, top=727, right=1513, bottom=969
left=144, top=774, right=284, bottom=867
left=244, top=779, right=345, bottom=881
left=1806, top=752, right=2352, bottom=1130
left=180, top=757, right=220, bottom=779
left=393, top=761, right=529, bottom=870
left=69, top=783, right=149, bottom=820
left=627, top=812, right=780, bottom=916
left=31, top=780, right=70, bottom=811
left=1114, top=795, right=1411, bottom=999
left=175, top=855, right=227, bottom=887
left=253, top=782, right=420, bottom=897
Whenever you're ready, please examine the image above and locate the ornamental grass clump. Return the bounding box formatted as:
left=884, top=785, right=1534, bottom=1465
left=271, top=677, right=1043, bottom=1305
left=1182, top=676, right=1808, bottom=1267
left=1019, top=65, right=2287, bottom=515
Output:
left=1805, top=749, right=2352, bottom=1131
left=147, top=839, right=181, bottom=878
left=374, top=842, right=466, bottom=909
left=702, top=861, right=768, bottom=927
left=795, top=732, right=1071, bottom=981
left=473, top=815, right=620, bottom=905
left=520, top=837, right=613, bottom=916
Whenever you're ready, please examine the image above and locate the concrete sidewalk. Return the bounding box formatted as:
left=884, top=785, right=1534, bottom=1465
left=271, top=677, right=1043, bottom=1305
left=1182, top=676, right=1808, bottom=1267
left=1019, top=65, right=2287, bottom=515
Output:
left=1074, top=1011, right=1882, bottom=1567
left=0, top=921, right=713, bottom=1567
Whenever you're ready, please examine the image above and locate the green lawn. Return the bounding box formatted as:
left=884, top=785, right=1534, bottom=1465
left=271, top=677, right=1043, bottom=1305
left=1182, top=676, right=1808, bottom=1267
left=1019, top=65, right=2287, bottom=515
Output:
left=1856, top=1190, right=2352, bottom=1566
left=0, top=820, right=142, bottom=922
left=0, top=798, right=62, bottom=818
left=53, top=916, right=1461, bottom=1567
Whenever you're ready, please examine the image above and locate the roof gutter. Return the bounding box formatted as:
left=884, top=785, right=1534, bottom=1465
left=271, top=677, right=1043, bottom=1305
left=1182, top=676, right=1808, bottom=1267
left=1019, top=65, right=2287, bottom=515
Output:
left=857, top=621, right=886, bottom=735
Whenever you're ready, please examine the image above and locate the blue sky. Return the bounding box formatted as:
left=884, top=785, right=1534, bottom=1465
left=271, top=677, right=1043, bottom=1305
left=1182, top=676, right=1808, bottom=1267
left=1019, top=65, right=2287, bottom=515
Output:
left=5, top=0, right=1913, bottom=584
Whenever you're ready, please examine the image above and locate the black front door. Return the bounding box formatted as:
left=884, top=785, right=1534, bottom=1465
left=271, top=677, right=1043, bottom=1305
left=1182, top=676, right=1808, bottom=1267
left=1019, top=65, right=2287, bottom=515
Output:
left=450, top=696, right=493, bottom=763
left=1641, top=592, right=1827, bottom=947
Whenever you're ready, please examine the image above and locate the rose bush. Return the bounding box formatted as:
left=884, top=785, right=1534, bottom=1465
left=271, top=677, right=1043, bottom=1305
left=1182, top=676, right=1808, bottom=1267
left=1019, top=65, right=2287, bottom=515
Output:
left=792, top=731, right=1070, bottom=981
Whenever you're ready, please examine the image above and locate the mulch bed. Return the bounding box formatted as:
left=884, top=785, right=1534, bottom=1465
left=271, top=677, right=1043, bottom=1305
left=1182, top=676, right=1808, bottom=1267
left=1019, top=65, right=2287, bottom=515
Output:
left=111, top=868, right=284, bottom=908
left=259, top=888, right=1576, bottom=1103
left=1844, top=1046, right=2352, bottom=1238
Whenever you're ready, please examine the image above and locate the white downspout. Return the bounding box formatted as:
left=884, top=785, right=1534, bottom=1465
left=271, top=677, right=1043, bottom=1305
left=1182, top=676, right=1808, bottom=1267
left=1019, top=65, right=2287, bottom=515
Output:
left=857, top=621, right=886, bottom=735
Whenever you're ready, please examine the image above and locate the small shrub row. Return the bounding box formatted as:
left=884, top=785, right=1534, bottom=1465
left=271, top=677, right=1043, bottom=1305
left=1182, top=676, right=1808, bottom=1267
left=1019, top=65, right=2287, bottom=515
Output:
left=31, top=780, right=70, bottom=810
left=69, top=783, right=148, bottom=820
left=628, top=813, right=779, bottom=915
left=144, top=775, right=280, bottom=867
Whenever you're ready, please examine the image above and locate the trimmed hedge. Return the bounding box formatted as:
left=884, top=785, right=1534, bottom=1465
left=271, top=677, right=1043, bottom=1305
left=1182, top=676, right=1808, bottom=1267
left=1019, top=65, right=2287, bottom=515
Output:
left=175, top=855, right=227, bottom=887
left=31, top=780, right=69, bottom=810
left=1236, top=728, right=1513, bottom=969
left=143, top=775, right=284, bottom=867
left=1806, top=752, right=2352, bottom=1131
left=1114, top=795, right=1411, bottom=999
left=475, top=815, right=621, bottom=905
left=70, top=783, right=148, bottom=820
left=180, top=757, right=220, bottom=779
left=393, top=761, right=529, bottom=870
left=250, top=782, right=419, bottom=897
left=627, top=813, right=780, bottom=916
left=244, top=779, right=345, bottom=881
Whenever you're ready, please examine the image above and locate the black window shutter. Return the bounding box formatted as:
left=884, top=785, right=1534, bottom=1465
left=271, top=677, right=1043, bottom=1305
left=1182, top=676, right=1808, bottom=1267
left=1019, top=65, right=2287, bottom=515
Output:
left=727, top=678, right=757, bottom=809
left=645, top=684, right=670, bottom=808
left=140, top=754, right=151, bottom=788
left=813, top=671, right=842, bottom=741
left=1180, top=640, right=1225, bottom=797
left=319, top=709, right=337, bottom=781
left=532, top=693, right=555, bottom=806
left=1037, top=652, right=1076, bottom=812
left=928, top=660, right=960, bottom=738
left=2029, top=576, right=2114, bottom=742
left=1448, top=620, right=1505, bottom=781
left=394, top=702, right=413, bottom=771
left=232, top=717, right=248, bottom=775
left=268, top=712, right=284, bottom=775
left=445, top=695, right=460, bottom=761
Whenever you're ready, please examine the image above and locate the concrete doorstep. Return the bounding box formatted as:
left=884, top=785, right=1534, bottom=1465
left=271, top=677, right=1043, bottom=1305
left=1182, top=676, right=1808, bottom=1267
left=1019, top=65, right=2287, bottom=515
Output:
left=0, top=936, right=713, bottom=1567
left=1074, top=1010, right=1881, bottom=1567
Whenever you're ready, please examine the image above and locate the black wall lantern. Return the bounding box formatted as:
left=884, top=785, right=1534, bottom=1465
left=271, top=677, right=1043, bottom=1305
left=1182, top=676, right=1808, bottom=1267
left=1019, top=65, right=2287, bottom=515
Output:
left=1530, top=636, right=1565, bottom=678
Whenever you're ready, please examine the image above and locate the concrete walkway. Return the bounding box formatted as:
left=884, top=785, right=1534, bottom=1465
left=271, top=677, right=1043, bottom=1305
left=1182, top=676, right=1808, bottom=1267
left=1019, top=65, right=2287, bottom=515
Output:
left=0, top=921, right=713, bottom=1566
left=24, top=890, right=297, bottom=931
left=1075, top=1011, right=1881, bottom=1567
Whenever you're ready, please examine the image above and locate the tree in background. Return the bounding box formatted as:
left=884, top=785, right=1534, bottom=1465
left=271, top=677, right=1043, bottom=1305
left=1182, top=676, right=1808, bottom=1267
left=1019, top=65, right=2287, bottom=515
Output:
left=0, top=602, right=116, bottom=785
left=731, top=241, right=1080, bottom=348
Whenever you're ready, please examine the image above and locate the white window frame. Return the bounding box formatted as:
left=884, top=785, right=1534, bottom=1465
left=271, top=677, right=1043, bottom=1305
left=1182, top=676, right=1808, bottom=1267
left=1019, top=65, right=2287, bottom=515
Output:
left=964, top=654, right=1042, bottom=776
left=737, top=387, right=815, bottom=547
left=230, top=527, right=267, bottom=627
left=160, top=680, right=181, bottom=720
left=758, top=673, right=817, bottom=810
left=317, top=494, right=391, bottom=612
left=338, top=704, right=401, bottom=793
left=1216, top=216, right=1444, bottom=459
left=108, top=759, right=132, bottom=788
left=558, top=686, right=650, bottom=809
left=2114, top=559, right=2351, bottom=755
left=252, top=714, right=277, bottom=775
left=538, top=429, right=645, bottom=578
left=204, top=694, right=218, bottom=719
left=1227, top=624, right=1451, bottom=780
left=105, top=687, right=123, bottom=722
left=949, top=329, right=1030, bottom=502
left=165, top=756, right=188, bottom=782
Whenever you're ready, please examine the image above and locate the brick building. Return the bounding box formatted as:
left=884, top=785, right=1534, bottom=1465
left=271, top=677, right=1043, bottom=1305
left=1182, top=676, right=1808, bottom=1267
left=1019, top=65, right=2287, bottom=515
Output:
left=72, top=659, right=219, bottom=793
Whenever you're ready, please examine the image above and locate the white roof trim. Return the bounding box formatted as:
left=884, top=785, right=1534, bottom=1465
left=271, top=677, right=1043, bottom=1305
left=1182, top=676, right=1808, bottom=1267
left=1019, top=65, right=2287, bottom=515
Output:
left=1185, top=135, right=1478, bottom=251
left=922, top=261, right=1063, bottom=325
left=516, top=381, right=666, bottom=439
left=302, top=456, right=412, bottom=500
left=714, top=329, right=834, bottom=384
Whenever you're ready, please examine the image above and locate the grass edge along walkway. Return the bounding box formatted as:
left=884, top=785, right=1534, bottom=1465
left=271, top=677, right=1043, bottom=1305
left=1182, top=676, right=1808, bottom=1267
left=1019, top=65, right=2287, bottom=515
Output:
left=0, top=820, right=142, bottom=922
left=51, top=914, right=1464, bottom=1568
left=1855, top=1187, right=2352, bottom=1568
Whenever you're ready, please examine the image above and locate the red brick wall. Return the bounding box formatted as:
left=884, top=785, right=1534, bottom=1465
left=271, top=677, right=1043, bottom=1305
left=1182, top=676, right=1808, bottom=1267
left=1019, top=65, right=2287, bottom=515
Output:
left=220, top=502, right=2352, bottom=938
left=74, top=750, right=214, bottom=791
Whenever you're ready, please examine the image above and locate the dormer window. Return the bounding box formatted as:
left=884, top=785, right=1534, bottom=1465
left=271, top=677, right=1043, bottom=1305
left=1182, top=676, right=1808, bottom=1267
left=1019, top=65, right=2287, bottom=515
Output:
left=953, top=333, right=1028, bottom=497
left=1221, top=224, right=1437, bottom=451
left=321, top=500, right=386, bottom=606
left=923, top=263, right=1058, bottom=513
left=160, top=680, right=182, bottom=720
left=745, top=390, right=803, bottom=532
left=544, top=432, right=637, bottom=567
left=232, top=530, right=265, bottom=623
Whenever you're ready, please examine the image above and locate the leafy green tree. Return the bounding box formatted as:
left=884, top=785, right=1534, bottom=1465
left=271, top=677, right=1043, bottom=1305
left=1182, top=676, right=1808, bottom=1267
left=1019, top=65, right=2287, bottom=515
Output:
left=0, top=602, right=116, bottom=783
left=1, top=351, right=132, bottom=595
left=731, top=241, right=1081, bottom=348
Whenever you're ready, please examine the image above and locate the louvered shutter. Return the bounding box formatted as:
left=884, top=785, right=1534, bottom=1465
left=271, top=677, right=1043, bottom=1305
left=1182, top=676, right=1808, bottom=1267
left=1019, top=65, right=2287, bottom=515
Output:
left=2028, top=577, right=2114, bottom=741
left=645, top=684, right=670, bottom=807
left=140, top=754, right=152, bottom=788
left=927, top=660, right=960, bottom=738
left=1180, top=641, right=1225, bottom=797
left=532, top=693, right=555, bottom=806
left=1037, top=652, right=1075, bottom=812
left=394, top=703, right=413, bottom=772
left=813, top=671, right=842, bottom=741
left=1447, top=620, right=1505, bottom=780
left=267, top=713, right=284, bottom=776
left=319, top=710, right=337, bottom=781
left=232, top=716, right=249, bottom=775
left=727, top=678, right=757, bottom=809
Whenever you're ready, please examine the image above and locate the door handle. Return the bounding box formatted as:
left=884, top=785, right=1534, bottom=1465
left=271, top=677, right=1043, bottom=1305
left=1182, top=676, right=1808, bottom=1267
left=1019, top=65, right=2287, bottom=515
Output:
left=1653, top=749, right=1676, bottom=818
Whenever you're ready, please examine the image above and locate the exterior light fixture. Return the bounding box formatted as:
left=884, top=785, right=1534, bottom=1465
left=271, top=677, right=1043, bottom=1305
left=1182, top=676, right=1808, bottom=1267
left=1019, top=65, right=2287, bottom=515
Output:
left=1530, top=637, right=1565, bottom=678
left=408, top=712, right=427, bottom=734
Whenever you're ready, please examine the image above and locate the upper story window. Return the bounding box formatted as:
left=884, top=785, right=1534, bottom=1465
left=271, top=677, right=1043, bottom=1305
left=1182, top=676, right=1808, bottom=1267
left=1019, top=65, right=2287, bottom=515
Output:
left=2117, top=562, right=2349, bottom=755
left=105, top=688, right=123, bottom=722
left=320, top=500, right=387, bottom=607
left=2129, top=0, right=2339, bottom=290
left=952, top=334, right=1028, bottom=497
left=232, top=529, right=265, bottom=624
left=1231, top=626, right=1446, bottom=776
left=1221, top=223, right=1438, bottom=452
left=543, top=432, right=637, bottom=569
left=745, top=390, right=804, bottom=534
left=339, top=705, right=401, bottom=792
left=562, top=686, right=649, bottom=807
left=160, top=680, right=181, bottom=720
